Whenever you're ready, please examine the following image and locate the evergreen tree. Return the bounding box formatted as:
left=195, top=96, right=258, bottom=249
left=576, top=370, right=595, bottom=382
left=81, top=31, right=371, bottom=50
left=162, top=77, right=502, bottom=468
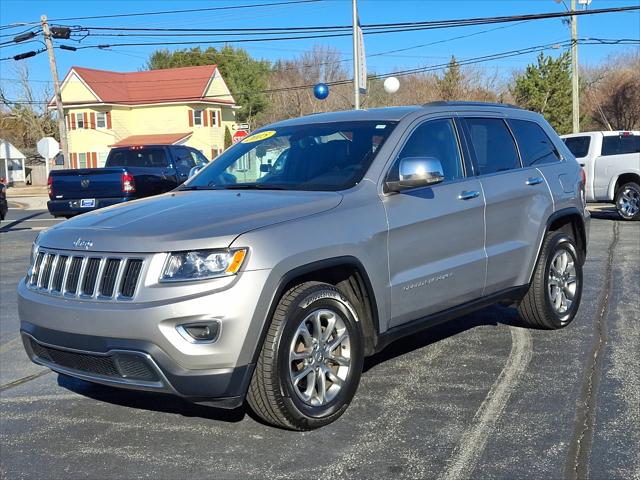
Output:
left=511, top=52, right=573, bottom=134
left=437, top=56, right=463, bottom=100
left=224, top=126, right=233, bottom=150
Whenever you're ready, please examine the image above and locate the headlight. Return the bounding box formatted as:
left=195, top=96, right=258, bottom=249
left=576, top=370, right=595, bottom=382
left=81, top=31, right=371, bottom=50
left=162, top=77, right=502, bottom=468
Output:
left=160, top=248, right=247, bottom=282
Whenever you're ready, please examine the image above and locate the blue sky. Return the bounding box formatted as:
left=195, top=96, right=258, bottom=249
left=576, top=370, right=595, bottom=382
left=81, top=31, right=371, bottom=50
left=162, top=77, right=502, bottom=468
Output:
left=1, top=0, right=638, bottom=100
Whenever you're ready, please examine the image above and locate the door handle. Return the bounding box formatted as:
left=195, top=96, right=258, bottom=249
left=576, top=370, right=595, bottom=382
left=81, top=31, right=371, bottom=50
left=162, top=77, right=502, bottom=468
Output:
left=526, top=177, right=544, bottom=186
left=458, top=190, right=480, bottom=200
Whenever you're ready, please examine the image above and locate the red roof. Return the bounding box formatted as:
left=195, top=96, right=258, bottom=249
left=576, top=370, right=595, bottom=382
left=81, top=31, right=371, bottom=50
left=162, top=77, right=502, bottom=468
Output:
left=64, top=65, right=235, bottom=105
left=110, top=132, right=192, bottom=147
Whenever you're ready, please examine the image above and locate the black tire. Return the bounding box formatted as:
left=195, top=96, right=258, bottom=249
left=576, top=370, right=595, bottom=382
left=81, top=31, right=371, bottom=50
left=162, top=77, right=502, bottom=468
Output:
left=614, top=181, right=640, bottom=221
left=247, top=281, right=364, bottom=430
left=518, top=232, right=583, bottom=329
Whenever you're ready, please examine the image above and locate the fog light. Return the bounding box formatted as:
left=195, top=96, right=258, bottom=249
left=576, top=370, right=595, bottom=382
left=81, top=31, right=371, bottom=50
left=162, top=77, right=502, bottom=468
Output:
left=177, top=321, right=220, bottom=344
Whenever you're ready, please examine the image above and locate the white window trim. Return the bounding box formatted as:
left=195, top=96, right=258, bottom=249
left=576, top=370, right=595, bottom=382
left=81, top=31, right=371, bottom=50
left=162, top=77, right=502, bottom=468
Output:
left=193, top=109, right=203, bottom=127
left=96, top=112, right=107, bottom=129
left=97, top=152, right=108, bottom=168
left=76, top=112, right=85, bottom=129
left=78, top=152, right=87, bottom=168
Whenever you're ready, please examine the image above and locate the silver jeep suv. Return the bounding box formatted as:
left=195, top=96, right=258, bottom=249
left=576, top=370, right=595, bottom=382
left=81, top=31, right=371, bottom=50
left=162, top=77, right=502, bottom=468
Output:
left=19, top=102, right=589, bottom=430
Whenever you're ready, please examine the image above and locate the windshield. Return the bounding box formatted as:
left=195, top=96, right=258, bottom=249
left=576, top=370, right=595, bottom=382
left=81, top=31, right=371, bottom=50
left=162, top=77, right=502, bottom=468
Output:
left=182, top=121, right=396, bottom=191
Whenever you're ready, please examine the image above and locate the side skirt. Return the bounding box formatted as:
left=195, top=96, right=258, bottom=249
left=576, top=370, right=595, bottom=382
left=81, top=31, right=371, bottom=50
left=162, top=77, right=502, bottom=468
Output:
left=373, top=285, right=529, bottom=354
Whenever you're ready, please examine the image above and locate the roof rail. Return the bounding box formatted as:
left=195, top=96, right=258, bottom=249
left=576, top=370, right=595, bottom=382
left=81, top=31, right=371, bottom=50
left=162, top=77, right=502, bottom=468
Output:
left=422, top=101, right=522, bottom=109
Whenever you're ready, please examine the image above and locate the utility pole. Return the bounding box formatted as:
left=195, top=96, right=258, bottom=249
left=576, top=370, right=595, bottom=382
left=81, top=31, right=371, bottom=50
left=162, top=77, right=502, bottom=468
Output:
left=570, top=0, right=580, bottom=133
left=352, top=0, right=360, bottom=110
left=41, top=15, right=69, bottom=168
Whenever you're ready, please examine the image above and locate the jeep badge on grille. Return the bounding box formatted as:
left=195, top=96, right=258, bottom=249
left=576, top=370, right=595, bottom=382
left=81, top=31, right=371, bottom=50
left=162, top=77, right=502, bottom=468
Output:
left=73, top=238, right=94, bottom=250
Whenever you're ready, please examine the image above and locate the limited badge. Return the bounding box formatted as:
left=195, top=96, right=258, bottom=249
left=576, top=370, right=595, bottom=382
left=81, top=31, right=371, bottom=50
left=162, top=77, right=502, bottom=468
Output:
left=242, top=130, right=276, bottom=143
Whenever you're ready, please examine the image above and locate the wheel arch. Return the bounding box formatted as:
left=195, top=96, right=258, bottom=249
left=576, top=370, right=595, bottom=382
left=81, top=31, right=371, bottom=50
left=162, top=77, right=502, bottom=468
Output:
left=608, top=172, right=640, bottom=201
left=251, top=256, right=381, bottom=362
left=527, top=207, right=588, bottom=285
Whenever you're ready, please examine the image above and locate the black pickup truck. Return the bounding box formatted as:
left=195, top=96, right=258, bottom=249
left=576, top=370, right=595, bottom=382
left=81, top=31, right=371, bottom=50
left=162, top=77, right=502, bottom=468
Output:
left=47, top=145, right=209, bottom=218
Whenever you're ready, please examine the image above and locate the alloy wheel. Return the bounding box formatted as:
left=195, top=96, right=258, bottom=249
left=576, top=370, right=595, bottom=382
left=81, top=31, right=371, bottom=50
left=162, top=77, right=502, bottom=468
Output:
left=547, top=249, right=578, bottom=315
left=288, top=308, right=351, bottom=406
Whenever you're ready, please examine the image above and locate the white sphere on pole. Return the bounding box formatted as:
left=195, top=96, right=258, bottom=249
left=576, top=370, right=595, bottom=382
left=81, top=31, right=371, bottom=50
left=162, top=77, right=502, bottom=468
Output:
left=383, top=76, right=400, bottom=94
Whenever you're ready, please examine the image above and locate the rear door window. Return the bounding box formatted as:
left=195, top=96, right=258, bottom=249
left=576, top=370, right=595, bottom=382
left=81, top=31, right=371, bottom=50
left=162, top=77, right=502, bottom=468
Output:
left=563, top=136, right=591, bottom=158
left=463, top=118, right=520, bottom=175
left=106, top=148, right=168, bottom=168
left=601, top=134, right=640, bottom=156
left=508, top=119, right=561, bottom=167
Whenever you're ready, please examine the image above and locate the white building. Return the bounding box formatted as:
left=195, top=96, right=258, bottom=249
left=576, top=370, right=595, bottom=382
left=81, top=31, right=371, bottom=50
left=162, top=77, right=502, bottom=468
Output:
left=0, top=139, right=26, bottom=185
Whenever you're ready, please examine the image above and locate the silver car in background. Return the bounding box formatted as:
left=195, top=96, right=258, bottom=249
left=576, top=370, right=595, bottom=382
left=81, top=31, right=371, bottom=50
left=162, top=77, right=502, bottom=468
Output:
left=19, top=101, right=589, bottom=430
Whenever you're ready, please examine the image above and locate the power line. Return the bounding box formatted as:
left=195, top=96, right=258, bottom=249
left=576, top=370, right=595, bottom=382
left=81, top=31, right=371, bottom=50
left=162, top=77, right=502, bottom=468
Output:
left=56, top=5, right=640, bottom=34
left=0, top=39, right=607, bottom=103
left=0, top=0, right=322, bottom=29
left=36, top=5, right=637, bottom=51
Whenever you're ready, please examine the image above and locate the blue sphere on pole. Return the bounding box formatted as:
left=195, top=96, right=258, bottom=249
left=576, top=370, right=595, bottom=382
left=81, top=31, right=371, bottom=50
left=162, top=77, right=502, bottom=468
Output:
left=313, top=83, right=329, bottom=100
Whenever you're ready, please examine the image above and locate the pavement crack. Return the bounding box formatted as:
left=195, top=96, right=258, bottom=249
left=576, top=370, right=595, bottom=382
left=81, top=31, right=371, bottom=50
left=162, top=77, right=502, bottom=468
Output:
left=565, top=221, right=619, bottom=480
left=0, top=369, right=52, bottom=393
left=439, top=326, right=532, bottom=480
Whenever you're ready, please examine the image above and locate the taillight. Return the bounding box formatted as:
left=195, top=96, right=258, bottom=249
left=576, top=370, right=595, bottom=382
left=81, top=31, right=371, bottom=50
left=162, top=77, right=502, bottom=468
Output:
left=579, top=167, right=586, bottom=186
left=47, top=175, right=53, bottom=198
left=122, top=172, right=136, bottom=193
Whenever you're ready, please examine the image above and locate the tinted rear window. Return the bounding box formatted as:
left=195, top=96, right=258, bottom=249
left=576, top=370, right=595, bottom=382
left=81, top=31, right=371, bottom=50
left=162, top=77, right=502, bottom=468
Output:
left=508, top=119, right=560, bottom=167
left=105, top=148, right=168, bottom=168
left=563, top=136, right=591, bottom=158
left=601, top=135, right=640, bottom=156
left=464, top=118, right=520, bottom=175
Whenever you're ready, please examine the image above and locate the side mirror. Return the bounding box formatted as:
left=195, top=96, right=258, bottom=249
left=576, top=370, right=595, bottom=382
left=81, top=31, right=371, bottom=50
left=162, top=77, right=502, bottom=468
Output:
left=188, top=166, right=203, bottom=179
left=388, top=156, right=445, bottom=191
left=259, top=163, right=271, bottom=173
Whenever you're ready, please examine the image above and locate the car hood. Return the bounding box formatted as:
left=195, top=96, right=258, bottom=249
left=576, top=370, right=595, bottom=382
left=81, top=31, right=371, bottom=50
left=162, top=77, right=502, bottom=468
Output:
left=39, top=190, right=343, bottom=253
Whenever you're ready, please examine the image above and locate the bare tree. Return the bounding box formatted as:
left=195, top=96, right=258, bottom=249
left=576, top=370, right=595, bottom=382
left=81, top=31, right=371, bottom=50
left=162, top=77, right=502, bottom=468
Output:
left=0, top=63, right=57, bottom=150
left=581, top=52, right=640, bottom=130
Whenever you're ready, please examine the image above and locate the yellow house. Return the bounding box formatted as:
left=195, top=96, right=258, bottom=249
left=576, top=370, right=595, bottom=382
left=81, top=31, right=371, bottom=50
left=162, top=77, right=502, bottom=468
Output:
left=54, top=64, right=239, bottom=168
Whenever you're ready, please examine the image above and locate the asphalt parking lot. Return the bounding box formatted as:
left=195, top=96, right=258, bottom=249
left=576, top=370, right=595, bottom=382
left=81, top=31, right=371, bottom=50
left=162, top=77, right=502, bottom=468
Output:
left=1, top=205, right=638, bottom=480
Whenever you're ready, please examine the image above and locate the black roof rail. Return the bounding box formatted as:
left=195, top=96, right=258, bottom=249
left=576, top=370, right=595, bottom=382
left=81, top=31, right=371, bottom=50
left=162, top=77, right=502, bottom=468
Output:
left=422, top=101, right=522, bottom=109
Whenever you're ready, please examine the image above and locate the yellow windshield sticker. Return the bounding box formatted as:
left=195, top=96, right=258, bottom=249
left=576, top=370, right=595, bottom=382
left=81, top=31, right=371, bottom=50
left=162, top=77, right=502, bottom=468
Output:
left=242, top=130, right=276, bottom=143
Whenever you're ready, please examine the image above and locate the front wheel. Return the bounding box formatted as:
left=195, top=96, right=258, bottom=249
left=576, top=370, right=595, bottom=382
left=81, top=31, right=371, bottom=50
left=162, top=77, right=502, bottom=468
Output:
left=247, top=282, right=364, bottom=430
left=615, top=182, right=640, bottom=221
left=518, top=232, right=583, bottom=329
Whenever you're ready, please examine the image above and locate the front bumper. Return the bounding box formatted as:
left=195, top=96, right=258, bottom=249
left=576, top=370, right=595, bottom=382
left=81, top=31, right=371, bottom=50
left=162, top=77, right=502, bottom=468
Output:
left=21, top=323, right=253, bottom=408
left=18, top=266, right=271, bottom=406
left=47, top=197, right=132, bottom=217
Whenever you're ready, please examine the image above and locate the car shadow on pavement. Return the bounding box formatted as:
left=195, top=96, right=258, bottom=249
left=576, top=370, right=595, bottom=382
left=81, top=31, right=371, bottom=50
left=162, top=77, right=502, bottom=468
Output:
left=55, top=304, right=528, bottom=424
left=363, top=304, right=527, bottom=373
left=588, top=207, right=621, bottom=221
left=57, top=374, right=247, bottom=423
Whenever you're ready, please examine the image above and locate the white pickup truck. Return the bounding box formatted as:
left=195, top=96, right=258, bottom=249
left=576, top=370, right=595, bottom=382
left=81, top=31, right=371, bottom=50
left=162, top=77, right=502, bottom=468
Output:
left=562, top=131, right=640, bottom=220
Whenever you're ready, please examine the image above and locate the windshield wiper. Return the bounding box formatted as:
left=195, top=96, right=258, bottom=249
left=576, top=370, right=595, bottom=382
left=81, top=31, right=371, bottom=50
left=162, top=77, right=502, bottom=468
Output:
left=218, top=184, right=286, bottom=190
left=178, top=185, right=216, bottom=191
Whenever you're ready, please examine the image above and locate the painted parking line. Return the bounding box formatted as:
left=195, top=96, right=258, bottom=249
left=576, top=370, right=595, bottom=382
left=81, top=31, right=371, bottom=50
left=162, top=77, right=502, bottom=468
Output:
left=440, top=326, right=533, bottom=480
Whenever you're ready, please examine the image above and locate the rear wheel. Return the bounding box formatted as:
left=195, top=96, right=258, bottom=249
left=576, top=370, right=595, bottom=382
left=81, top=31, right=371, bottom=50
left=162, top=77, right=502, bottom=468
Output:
left=615, top=182, right=640, bottom=221
left=518, top=232, right=582, bottom=329
left=247, top=281, right=364, bottom=430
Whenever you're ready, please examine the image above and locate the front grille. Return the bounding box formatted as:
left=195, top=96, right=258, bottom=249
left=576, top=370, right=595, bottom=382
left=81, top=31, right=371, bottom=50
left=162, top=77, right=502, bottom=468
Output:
left=100, top=259, right=121, bottom=297
left=81, top=258, right=101, bottom=296
left=65, top=256, right=83, bottom=294
left=30, top=339, right=158, bottom=382
left=51, top=256, right=68, bottom=292
left=27, top=248, right=144, bottom=301
left=121, top=259, right=143, bottom=298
